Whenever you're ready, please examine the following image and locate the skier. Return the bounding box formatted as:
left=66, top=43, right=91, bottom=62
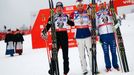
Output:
left=14, top=29, right=24, bottom=55
left=96, top=3, right=120, bottom=72
left=70, top=0, right=92, bottom=74
left=41, top=1, right=74, bottom=75
left=5, top=29, right=15, bottom=57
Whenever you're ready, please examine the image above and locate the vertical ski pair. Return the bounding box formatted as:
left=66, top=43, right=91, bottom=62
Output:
left=46, top=0, right=60, bottom=75
left=89, top=0, right=99, bottom=75
left=109, top=0, right=129, bottom=72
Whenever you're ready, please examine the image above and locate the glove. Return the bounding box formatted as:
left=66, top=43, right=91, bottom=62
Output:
left=114, top=20, right=121, bottom=29
left=41, top=32, right=47, bottom=40
left=41, top=28, right=48, bottom=40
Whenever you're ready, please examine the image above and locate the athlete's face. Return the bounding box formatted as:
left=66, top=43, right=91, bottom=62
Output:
left=77, top=3, right=84, bottom=12
left=99, top=3, right=105, bottom=10
left=56, top=6, right=63, bottom=14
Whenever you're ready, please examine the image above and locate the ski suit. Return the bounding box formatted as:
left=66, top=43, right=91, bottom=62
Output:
left=44, top=13, right=74, bottom=74
left=5, top=33, right=15, bottom=56
left=96, top=9, right=119, bottom=69
left=70, top=10, right=92, bottom=73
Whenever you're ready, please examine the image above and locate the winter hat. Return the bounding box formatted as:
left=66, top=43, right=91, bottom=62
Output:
left=76, top=0, right=84, bottom=7
left=56, top=2, right=63, bottom=8
left=76, top=0, right=83, bottom=2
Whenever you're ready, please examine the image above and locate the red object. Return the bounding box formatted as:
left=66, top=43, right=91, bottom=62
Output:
left=31, top=5, right=79, bottom=49
left=31, top=1, right=134, bottom=49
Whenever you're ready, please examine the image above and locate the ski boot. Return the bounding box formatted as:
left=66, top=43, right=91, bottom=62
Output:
left=106, top=68, right=111, bottom=72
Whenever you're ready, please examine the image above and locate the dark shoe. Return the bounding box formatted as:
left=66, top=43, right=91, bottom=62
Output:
left=106, top=68, right=111, bottom=72
left=64, top=67, right=70, bottom=74
left=19, top=53, right=22, bottom=55
left=64, top=69, right=69, bottom=75
left=48, top=69, right=51, bottom=74
left=48, top=69, right=54, bottom=74
left=64, top=72, right=68, bottom=75
left=10, top=54, right=14, bottom=57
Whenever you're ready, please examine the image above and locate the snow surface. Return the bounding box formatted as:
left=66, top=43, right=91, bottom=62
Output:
left=0, top=13, right=134, bottom=75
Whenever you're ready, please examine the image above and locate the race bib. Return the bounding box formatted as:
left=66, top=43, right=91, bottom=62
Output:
left=55, top=15, right=68, bottom=30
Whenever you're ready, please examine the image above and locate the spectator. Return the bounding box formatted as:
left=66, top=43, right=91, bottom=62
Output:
left=14, top=29, right=24, bottom=55
left=5, top=29, right=15, bottom=57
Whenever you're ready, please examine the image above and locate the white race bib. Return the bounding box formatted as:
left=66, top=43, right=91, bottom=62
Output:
left=54, top=14, right=68, bottom=30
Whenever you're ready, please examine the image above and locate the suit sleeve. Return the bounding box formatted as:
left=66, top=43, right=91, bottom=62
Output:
left=66, top=15, right=74, bottom=26
left=46, top=17, right=52, bottom=31
left=67, top=12, right=75, bottom=26
left=42, top=17, right=52, bottom=34
left=4, top=34, right=8, bottom=42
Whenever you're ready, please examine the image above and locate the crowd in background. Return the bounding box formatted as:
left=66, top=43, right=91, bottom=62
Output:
left=4, top=29, right=24, bottom=57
